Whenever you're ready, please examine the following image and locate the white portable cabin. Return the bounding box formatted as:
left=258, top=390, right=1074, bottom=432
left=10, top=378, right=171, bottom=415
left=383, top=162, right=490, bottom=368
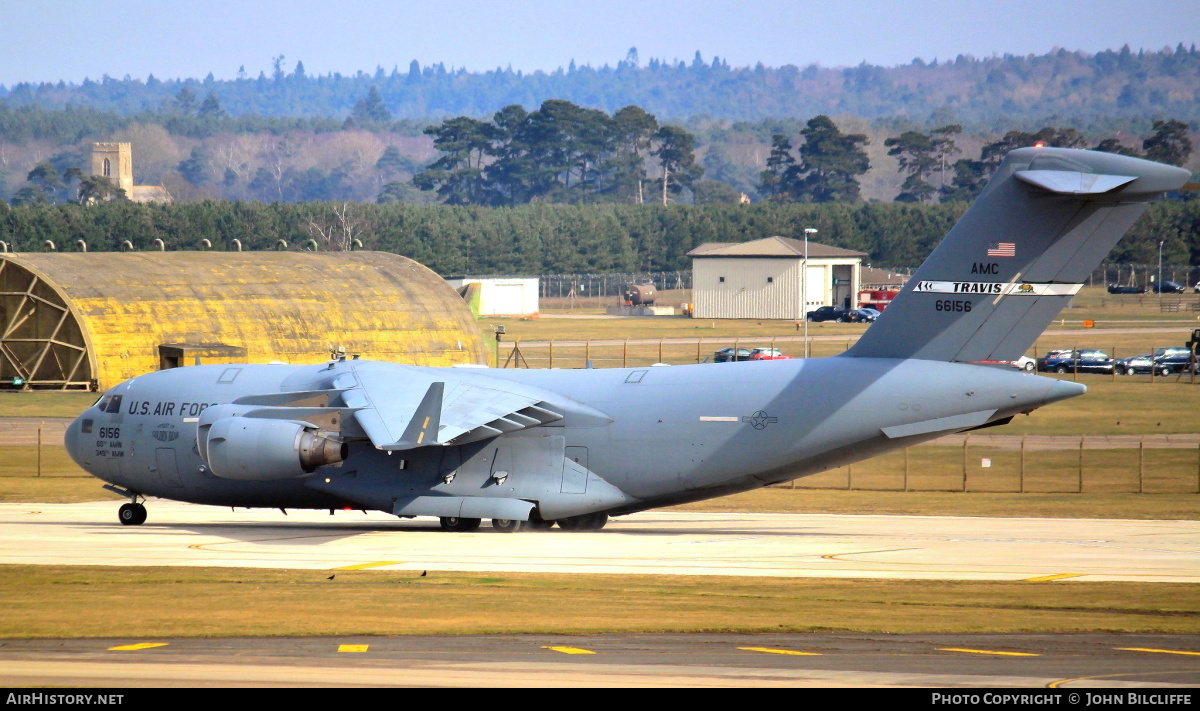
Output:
left=445, top=276, right=540, bottom=317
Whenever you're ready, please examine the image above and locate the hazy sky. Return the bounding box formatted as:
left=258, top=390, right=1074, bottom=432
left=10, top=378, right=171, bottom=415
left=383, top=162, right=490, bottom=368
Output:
left=1, top=0, right=1196, bottom=86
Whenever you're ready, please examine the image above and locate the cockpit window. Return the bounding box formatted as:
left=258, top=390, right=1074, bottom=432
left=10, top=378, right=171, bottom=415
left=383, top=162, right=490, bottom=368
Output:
left=103, top=395, right=123, bottom=414
left=95, top=395, right=111, bottom=411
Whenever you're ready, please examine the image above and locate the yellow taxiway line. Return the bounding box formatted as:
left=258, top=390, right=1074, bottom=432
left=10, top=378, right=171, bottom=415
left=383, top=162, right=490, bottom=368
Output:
left=939, top=648, right=1039, bottom=657
left=333, top=561, right=402, bottom=571
left=337, top=645, right=369, bottom=653
left=1024, top=573, right=1085, bottom=582
left=108, top=643, right=168, bottom=651
left=1117, top=647, right=1200, bottom=657
left=738, top=647, right=822, bottom=656
left=541, top=646, right=595, bottom=655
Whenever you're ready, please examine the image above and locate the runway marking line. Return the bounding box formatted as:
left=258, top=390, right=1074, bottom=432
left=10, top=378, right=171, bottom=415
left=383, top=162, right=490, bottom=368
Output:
left=738, top=647, right=821, bottom=656
left=821, top=547, right=921, bottom=561
left=541, top=646, right=595, bottom=655
left=337, top=644, right=369, bottom=653
left=334, top=561, right=402, bottom=571
left=108, top=643, right=168, bottom=651
left=939, top=648, right=1039, bottom=657
left=1024, top=573, right=1085, bottom=582
left=1050, top=670, right=1200, bottom=688
left=1117, top=647, right=1200, bottom=657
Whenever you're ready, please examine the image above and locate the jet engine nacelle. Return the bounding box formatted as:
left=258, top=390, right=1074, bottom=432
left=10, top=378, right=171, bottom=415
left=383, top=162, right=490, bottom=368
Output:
left=201, top=416, right=347, bottom=481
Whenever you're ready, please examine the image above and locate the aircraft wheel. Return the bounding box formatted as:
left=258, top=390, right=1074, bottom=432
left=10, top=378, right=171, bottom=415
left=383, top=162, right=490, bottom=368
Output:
left=582, top=513, right=608, bottom=530
left=439, top=516, right=481, bottom=532
left=558, top=513, right=608, bottom=531
left=119, top=503, right=146, bottom=526
left=491, top=518, right=526, bottom=533
left=526, top=518, right=555, bottom=531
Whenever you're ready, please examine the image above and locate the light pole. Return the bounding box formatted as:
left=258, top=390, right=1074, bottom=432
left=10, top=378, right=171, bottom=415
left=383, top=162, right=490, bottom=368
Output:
left=803, top=227, right=817, bottom=358
left=1158, top=240, right=1164, bottom=300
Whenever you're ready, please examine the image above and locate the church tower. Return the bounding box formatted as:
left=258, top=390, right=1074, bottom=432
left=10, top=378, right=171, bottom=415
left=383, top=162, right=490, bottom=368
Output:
left=90, top=143, right=134, bottom=196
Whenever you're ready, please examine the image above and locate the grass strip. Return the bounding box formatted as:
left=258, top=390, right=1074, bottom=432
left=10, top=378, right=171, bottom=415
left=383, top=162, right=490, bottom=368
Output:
left=1, top=565, right=1197, bottom=638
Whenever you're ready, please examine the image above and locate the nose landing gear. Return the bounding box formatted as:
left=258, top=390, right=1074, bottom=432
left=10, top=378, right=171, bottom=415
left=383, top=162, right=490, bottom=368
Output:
left=118, top=502, right=147, bottom=526
left=103, top=485, right=148, bottom=526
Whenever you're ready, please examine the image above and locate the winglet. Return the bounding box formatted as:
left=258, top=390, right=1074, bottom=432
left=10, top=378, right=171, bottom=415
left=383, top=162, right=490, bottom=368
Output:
left=393, top=382, right=444, bottom=448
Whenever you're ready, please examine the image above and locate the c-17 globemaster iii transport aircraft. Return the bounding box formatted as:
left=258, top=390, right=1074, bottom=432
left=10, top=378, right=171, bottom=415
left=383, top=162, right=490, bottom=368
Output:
left=66, top=147, right=1193, bottom=531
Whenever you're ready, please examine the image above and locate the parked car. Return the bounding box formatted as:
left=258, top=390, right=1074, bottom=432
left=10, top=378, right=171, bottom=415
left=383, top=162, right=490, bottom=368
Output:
left=1151, top=280, right=1186, bottom=294
left=712, top=347, right=753, bottom=362
left=1011, top=356, right=1036, bottom=372
left=853, top=307, right=881, bottom=322
left=1038, top=349, right=1115, bottom=374
left=971, top=356, right=1036, bottom=371
left=1107, top=284, right=1146, bottom=294
left=1035, top=349, right=1074, bottom=370
left=806, top=306, right=871, bottom=322
left=1154, top=349, right=1198, bottom=375
left=747, top=348, right=794, bottom=360
left=1115, top=353, right=1155, bottom=375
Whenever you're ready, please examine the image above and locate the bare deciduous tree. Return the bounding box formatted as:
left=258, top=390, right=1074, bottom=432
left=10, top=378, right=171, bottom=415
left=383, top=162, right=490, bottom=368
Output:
left=304, top=202, right=363, bottom=251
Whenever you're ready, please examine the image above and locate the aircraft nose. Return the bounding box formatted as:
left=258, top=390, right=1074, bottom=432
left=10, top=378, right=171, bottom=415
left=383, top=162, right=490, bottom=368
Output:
left=63, top=417, right=86, bottom=468
left=1042, top=379, right=1087, bottom=405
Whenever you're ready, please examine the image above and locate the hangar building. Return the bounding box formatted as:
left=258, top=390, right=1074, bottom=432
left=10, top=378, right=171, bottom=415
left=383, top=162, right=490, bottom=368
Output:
left=0, top=251, right=487, bottom=391
left=687, top=236, right=867, bottom=320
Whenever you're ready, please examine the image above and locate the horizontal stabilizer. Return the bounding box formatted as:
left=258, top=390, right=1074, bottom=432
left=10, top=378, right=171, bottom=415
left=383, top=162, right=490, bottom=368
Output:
left=1014, top=170, right=1136, bottom=194
left=881, top=409, right=997, bottom=439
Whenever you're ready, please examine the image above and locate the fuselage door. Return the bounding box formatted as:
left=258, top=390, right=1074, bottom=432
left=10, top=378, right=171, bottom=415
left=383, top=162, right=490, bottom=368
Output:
left=155, top=447, right=183, bottom=488
left=562, top=446, right=588, bottom=494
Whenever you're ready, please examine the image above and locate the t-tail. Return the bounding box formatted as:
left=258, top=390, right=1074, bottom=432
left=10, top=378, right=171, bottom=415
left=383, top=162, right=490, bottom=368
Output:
left=845, top=147, right=1192, bottom=363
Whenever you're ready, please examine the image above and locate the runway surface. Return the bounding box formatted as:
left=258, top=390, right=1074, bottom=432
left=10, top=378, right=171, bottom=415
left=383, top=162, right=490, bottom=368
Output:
left=1, top=501, right=1198, bottom=582
left=1, top=633, right=1198, bottom=687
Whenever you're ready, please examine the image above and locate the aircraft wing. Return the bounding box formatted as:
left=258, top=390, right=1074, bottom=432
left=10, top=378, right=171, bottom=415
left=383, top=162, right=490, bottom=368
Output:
left=335, top=363, right=566, bottom=450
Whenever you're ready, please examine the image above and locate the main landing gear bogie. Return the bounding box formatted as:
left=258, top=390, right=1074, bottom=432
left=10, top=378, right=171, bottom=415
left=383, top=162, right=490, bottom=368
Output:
left=118, top=502, right=147, bottom=526
left=487, top=512, right=610, bottom=533
left=439, top=516, right=482, bottom=532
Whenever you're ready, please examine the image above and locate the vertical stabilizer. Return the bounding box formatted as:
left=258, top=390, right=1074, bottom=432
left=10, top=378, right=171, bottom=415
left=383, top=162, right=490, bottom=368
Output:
left=844, top=147, right=1191, bottom=362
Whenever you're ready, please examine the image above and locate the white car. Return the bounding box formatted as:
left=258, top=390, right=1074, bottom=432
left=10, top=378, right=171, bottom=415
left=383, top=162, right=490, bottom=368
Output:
left=1012, top=356, right=1036, bottom=372
left=969, top=356, right=1036, bottom=371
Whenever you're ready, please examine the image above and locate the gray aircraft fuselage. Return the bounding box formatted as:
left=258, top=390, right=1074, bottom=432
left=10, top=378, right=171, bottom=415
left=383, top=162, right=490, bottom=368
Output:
left=65, top=356, right=1080, bottom=515
left=63, top=146, right=1192, bottom=528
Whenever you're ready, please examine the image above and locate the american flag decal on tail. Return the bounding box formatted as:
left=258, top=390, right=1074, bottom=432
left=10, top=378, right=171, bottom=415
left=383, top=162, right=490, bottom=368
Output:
left=987, top=242, right=1016, bottom=257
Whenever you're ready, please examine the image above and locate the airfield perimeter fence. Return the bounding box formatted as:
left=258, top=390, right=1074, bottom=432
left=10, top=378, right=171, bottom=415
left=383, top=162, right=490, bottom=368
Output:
left=536, top=266, right=1200, bottom=299
left=4, top=418, right=1197, bottom=495
left=539, top=271, right=692, bottom=307
left=497, top=336, right=1200, bottom=381
left=1093, top=264, right=1200, bottom=290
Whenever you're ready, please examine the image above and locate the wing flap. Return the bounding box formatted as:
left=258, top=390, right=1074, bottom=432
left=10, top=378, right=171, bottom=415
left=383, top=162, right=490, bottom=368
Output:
left=345, top=363, right=564, bottom=450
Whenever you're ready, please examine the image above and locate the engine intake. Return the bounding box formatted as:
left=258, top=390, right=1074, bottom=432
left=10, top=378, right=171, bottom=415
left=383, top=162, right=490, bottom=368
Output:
left=200, top=416, right=347, bottom=481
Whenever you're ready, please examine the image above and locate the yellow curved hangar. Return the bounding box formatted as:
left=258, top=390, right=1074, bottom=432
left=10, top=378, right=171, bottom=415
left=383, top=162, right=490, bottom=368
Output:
left=0, top=251, right=487, bottom=391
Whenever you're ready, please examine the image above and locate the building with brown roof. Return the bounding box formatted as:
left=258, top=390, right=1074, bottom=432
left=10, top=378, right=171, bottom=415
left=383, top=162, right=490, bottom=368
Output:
left=686, top=236, right=867, bottom=319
